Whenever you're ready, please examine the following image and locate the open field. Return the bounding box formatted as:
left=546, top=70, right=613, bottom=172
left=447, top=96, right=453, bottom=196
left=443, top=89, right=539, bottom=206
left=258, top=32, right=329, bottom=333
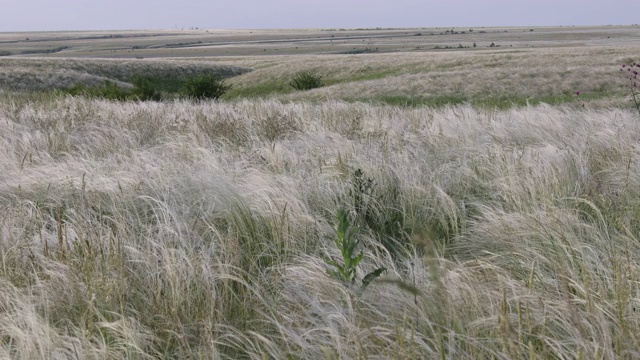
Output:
left=2, top=26, right=640, bottom=107
left=1, top=26, right=639, bottom=58
left=221, top=46, right=635, bottom=107
left=1, top=26, right=640, bottom=358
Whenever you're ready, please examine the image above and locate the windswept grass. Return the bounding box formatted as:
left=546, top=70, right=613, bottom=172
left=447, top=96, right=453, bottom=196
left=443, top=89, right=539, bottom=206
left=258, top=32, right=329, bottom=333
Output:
left=218, top=45, right=637, bottom=108
left=0, top=57, right=251, bottom=92
left=2, top=95, right=640, bottom=358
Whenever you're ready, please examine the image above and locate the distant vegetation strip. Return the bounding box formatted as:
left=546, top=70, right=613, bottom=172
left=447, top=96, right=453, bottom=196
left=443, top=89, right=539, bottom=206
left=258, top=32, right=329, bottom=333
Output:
left=0, top=57, right=252, bottom=93
left=20, top=46, right=69, bottom=55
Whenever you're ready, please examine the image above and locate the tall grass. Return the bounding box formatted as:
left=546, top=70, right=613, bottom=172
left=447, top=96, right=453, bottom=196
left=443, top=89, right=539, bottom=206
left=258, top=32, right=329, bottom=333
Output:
left=2, top=96, right=640, bottom=358
left=222, top=45, right=638, bottom=107
left=0, top=57, right=251, bottom=92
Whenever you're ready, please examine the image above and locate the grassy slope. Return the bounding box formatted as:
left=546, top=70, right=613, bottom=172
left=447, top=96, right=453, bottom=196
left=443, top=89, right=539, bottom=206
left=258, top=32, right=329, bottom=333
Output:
left=3, top=26, right=639, bottom=107
left=219, top=46, right=635, bottom=108
left=0, top=57, right=251, bottom=92
left=2, top=94, right=640, bottom=358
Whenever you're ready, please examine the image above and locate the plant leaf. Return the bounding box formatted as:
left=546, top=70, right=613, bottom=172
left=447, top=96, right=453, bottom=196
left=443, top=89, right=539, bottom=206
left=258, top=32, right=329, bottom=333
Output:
left=326, top=269, right=341, bottom=280
left=351, top=251, right=363, bottom=268
left=361, top=267, right=386, bottom=289
left=323, top=257, right=340, bottom=268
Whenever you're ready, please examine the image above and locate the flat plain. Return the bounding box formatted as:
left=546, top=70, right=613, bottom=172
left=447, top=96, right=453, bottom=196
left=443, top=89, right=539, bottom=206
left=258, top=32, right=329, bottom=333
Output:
left=1, top=26, right=640, bottom=359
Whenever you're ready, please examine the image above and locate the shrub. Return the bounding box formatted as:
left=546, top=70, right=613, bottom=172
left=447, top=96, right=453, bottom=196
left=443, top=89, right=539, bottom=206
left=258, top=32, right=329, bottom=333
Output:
left=289, top=71, right=323, bottom=91
left=181, top=74, right=231, bottom=101
left=96, top=81, right=131, bottom=100
left=131, top=75, right=161, bottom=101
left=63, top=80, right=131, bottom=101
left=64, top=83, right=89, bottom=96
left=61, top=74, right=234, bottom=102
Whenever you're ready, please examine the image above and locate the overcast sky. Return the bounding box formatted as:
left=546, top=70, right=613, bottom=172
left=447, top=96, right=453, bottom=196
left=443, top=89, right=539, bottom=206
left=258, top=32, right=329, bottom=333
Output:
left=1, top=0, right=638, bottom=32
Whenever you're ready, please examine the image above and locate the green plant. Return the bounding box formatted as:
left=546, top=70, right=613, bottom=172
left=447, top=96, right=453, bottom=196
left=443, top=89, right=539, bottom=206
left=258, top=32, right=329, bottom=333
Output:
left=324, top=207, right=386, bottom=291
left=620, top=62, right=640, bottom=116
left=63, top=80, right=131, bottom=100
left=181, top=74, right=231, bottom=100
left=131, top=75, right=161, bottom=101
left=63, top=83, right=88, bottom=96
left=289, top=71, right=324, bottom=91
left=94, top=80, right=131, bottom=100
left=62, top=73, right=233, bottom=102
left=350, top=168, right=374, bottom=220
left=347, top=168, right=409, bottom=259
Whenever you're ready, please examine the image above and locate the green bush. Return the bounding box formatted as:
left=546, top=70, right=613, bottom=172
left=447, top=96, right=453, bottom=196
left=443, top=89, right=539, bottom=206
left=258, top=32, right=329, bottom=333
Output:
left=63, top=80, right=131, bottom=101
left=62, top=81, right=124, bottom=100
left=97, top=80, right=131, bottom=100
left=131, top=76, right=161, bottom=101
left=62, top=74, right=234, bottom=102
left=181, top=74, right=231, bottom=101
left=63, top=77, right=161, bottom=102
left=289, top=71, right=323, bottom=91
left=63, top=83, right=89, bottom=97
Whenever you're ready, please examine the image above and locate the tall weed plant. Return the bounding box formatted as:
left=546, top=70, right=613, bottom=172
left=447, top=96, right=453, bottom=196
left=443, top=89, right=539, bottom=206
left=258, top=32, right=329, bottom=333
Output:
left=324, top=207, right=386, bottom=291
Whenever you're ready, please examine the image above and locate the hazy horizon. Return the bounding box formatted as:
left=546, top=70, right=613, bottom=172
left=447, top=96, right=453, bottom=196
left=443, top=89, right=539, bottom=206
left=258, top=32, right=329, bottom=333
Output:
left=1, top=0, right=639, bottom=32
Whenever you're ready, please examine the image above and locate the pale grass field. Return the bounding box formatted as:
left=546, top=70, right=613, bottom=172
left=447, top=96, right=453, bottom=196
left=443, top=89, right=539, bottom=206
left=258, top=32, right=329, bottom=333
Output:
left=1, top=25, right=640, bottom=359
left=1, top=26, right=638, bottom=58
left=2, top=26, right=639, bottom=107
left=2, top=92, right=640, bottom=358
left=216, top=44, right=640, bottom=106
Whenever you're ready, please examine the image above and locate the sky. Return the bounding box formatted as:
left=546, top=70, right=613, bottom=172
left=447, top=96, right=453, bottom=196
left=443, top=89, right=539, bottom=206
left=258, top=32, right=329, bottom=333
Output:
left=0, top=0, right=638, bottom=32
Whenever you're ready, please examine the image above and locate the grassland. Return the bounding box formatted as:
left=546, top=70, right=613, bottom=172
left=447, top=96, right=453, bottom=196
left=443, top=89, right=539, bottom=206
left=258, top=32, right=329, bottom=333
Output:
left=2, top=25, right=639, bottom=107
left=1, top=26, right=640, bottom=359
left=1, top=26, right=638, bottom=58
left=0, top=57, right=250, bottom=93
left=221, top=46, right=632, bottom=108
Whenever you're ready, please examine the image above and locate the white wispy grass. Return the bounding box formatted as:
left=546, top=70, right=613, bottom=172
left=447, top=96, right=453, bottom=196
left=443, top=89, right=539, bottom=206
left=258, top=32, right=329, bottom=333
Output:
left=1, top=96, right=640, bottom=358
